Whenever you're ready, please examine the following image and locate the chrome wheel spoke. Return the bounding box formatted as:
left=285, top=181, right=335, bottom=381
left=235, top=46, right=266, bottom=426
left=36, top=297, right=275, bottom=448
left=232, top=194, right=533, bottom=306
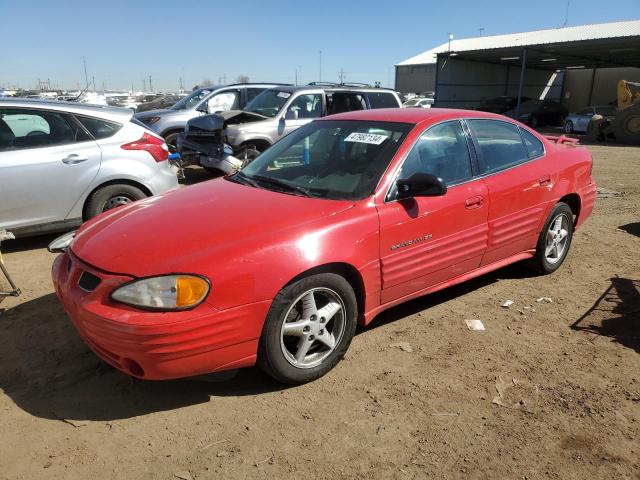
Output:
left=282, top=319, right=309, bottom=337
left=301, top=292, right=318, bottom=318
left=316, top=330, right=336, bottom=350
left=294, top=337, right=312, bottom=363
left=317, top=301, right=341, bottom=324
left=559, top=228, right=569, bottom=240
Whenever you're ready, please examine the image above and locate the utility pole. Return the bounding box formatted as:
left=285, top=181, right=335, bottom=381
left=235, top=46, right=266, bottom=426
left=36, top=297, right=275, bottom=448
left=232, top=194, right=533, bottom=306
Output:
left=339, top=68, right=345, bottom=84
left=142, top=78, right=146, bottom=91
left=294, top=68, right=298, bottom=86
left=448, top=33, right=453, bottom=52
left=92, top=76, right=95, bottom=91
left=148, top=75, right=153, bottom=92
left=319, top=50, right=323, bottom=82
left=479, top=27, right=484, bottom=36
left=82, top=56, right=89, bottom=90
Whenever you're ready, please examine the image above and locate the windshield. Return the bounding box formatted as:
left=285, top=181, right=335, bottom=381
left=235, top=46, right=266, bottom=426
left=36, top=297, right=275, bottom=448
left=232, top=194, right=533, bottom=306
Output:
left=245, top=89, right=292, bottom=118
left=170, top=89, right=212, bottom=110
left=235, top=120, right=413, bottom=201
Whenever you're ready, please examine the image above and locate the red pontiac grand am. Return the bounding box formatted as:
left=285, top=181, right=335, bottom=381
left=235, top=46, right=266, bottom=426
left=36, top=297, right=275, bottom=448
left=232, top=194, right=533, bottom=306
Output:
left=50, top=108, right=596, bottom=384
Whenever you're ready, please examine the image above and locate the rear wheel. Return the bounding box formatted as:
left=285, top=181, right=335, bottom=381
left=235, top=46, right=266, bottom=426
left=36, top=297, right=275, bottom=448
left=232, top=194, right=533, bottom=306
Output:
left=530, top=202, right=574, bottom=274
left=85, top=184, right=147, bottom=219
left=258, top=273, right=357, bottom=384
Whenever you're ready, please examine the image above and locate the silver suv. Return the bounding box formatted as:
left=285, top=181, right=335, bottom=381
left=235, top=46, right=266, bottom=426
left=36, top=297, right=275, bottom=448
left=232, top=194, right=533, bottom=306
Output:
left=222, top=85, right=402, bottom=154
left=0, top=99, right=178, bottom=237
left=134, top=83, right=286, bottom=150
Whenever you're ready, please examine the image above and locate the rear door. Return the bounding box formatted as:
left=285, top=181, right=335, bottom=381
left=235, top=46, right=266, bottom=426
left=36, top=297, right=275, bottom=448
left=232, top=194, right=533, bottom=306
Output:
left=466, top=119, right=550, bottom=265
left=0, top=108, right=101, bottom=231
left=377, top=120, right=489, bottom=303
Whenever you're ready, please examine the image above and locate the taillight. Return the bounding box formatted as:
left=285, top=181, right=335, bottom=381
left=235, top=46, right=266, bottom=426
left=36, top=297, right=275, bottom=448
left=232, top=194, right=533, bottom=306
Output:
left=121, top=132, right=169, bottom=162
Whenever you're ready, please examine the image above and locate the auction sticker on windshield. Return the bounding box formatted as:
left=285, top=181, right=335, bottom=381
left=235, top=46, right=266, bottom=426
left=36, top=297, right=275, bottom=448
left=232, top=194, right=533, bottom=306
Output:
left=277, top=92, right=291, bottom=99
left=344, top=132, right=389, bottom=145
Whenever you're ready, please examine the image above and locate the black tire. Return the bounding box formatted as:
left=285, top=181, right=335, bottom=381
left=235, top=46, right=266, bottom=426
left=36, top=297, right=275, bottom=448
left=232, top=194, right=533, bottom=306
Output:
left=85, top=184, right=147, bottom=219
left=564, top=121, right=573, bottom=133
left=258, top=273, right=358, bottom=384
left=530, top=202, right=574, bottom=274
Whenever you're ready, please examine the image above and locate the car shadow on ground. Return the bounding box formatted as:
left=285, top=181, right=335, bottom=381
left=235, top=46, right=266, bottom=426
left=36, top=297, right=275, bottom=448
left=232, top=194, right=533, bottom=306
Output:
left=571, top=277, right=640, bottom=354
left=1, top=233, right=59, bottom=253
left=180, top=165, right=220, bottom=186
left=619, top=222, right=640, bottom=238
left=0, top=262, right=537, bottom=422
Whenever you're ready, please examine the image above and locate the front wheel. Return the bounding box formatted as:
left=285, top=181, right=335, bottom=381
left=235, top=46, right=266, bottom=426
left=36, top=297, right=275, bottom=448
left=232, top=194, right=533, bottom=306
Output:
left=564, top=120, right=574, bottom=133
left=258, top=273, right=358, bottom=384
left=530, top=202, right=574, bottom=274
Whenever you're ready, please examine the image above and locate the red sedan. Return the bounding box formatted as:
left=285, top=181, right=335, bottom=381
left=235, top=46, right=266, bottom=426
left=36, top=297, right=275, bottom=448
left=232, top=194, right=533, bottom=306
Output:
left=50, top=108, right=596, bottom=384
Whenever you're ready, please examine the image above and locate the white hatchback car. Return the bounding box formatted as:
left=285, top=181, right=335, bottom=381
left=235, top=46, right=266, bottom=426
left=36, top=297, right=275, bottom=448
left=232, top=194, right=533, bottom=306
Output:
left=0, top=99, right=178, bottom=237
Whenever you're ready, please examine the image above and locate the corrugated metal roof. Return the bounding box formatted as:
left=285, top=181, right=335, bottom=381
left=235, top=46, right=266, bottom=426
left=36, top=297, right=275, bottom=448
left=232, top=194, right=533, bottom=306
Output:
left=397, top=19, right=640, bottom=66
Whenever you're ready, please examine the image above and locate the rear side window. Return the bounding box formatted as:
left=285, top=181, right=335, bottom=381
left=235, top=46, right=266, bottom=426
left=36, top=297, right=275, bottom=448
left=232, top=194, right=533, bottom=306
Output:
left=467, top=119, right=529, bottom=175
left=519, top=128, right=544, bottom=159
left=366, top=92, right=400, bottom=109
left=0, top=108, right=89, bottom=151
left=327, top=93, right=367, bottom=115
left=76, top=115, right=122, bottom=140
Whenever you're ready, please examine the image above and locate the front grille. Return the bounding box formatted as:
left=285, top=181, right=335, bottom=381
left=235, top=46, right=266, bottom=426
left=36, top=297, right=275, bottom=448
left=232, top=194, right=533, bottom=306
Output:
left=78, top=271, right=101, bottom=292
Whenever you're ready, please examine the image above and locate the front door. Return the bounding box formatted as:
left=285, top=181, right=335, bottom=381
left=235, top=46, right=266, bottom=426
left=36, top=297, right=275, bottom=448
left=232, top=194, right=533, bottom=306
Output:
left=278, top=93, right=324, bottom=138
left=0, top=108, right=101, bottom=231
left=377, top=120, right=489, bottom=304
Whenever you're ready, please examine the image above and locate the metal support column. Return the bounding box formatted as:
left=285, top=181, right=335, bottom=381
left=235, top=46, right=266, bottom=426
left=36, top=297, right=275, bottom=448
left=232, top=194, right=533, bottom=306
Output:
left=587, top=66, right=598, bottom=106
left=515, top=48, right=528, bottom=118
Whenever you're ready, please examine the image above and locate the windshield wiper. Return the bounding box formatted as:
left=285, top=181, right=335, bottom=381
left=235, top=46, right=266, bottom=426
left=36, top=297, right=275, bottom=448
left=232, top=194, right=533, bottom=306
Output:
left=229, top=170, right=260, bottom=188
left=250, top=174, right=318, bottom=197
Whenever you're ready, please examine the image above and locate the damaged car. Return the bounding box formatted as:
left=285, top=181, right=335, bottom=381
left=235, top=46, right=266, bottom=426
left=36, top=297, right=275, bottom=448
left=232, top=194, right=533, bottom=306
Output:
left=177, top=85, right=402, bottom=174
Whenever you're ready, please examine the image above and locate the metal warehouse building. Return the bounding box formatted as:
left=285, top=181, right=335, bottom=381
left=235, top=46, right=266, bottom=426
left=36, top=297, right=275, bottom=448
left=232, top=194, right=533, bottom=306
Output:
left=395, top=20, right=640, bottom=113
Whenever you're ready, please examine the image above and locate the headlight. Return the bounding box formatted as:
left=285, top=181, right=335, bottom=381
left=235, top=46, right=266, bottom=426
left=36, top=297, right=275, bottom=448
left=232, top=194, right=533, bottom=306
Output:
left=145, top=116, right=161, bottom=125
left=48, top=231, right=76, bottom=253
left=111, top=274, right=210, bottom=311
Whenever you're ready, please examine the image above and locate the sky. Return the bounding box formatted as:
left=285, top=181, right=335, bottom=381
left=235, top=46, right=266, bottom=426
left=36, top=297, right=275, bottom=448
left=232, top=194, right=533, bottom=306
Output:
left=1, top=0, right=637, bottom=92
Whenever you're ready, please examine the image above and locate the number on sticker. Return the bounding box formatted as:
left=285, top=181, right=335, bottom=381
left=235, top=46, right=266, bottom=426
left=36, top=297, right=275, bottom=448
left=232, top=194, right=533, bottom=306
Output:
left=344, top=132, right=389, bottom=145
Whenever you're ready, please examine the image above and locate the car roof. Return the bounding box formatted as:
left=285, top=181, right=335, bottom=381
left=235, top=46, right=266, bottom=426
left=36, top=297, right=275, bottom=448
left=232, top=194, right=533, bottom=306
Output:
left=262, top=85, right=398, bottom=94
left=321, top=107, right=509, bottom=125
left=0, top=98, right=133, bottom=122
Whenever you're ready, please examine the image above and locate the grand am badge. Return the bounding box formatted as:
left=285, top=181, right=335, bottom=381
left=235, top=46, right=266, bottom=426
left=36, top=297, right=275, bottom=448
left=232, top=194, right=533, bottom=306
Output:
left=390, top=234, right=433, bottom=251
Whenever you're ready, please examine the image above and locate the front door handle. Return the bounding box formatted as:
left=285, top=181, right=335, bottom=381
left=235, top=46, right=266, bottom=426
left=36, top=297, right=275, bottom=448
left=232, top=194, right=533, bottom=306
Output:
left=539, top=175, right=551, bottom=186
left=62, top=154, right=89, bottom=165
left=465, top=195, right=484, bottom=209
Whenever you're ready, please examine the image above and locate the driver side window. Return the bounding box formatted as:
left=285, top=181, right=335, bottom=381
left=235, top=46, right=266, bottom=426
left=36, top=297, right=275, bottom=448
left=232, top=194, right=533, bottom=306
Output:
left=208, top=90, right=240, bottom=112
left=398, top=121, right=473, bottom=187
left=286, top=94, right=323, bottom=119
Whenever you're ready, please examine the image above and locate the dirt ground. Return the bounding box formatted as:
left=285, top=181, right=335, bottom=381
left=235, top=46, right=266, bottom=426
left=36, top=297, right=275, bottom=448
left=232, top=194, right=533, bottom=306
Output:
left=1, top=143, right=638, bottom=480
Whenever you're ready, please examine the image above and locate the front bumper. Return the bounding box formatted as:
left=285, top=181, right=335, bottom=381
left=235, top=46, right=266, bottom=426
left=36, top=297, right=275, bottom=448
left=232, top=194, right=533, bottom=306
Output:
left=51, top=251, right=271, bottom=380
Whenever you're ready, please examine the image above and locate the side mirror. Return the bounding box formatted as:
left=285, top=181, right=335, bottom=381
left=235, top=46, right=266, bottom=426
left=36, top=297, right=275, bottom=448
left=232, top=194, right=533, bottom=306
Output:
left=396, top=173, right=447, bottom=199
left=284, top=110, right=298, bottom=120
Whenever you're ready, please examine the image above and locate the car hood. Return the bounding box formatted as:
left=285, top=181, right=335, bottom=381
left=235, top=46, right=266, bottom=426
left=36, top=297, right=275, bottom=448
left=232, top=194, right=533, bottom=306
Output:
left=71, top=178, right=355, bottom=277
left=218, top=110, right=269, bottom=128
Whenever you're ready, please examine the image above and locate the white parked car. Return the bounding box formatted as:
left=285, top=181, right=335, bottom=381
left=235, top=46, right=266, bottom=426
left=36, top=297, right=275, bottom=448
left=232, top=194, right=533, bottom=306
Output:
left=403, top=97, right=434, bottom=109
left=564, top=105, right=618, bottom=133
left=0, top=99, right=178, bottom=237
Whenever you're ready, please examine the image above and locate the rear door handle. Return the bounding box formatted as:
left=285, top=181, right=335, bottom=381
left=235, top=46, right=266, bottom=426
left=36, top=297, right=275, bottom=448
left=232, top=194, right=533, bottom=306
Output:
left=539, top=175, right=551, bottom=186
left=62, top=154, right=89, bottom=165
left=465, top=195, right=484, bottom=209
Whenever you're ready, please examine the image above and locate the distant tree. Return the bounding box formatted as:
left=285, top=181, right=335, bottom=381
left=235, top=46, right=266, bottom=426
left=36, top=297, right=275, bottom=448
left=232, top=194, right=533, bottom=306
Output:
left=236, top=75, right=250, bottom=84
left=201, top=78, right=214, bottom=87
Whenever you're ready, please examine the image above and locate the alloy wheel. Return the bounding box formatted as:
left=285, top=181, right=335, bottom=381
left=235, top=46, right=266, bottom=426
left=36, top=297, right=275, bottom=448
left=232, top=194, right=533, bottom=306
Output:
left=545, top=213, right=570, bottom=264
left=280, top=287, right=346, bottom=369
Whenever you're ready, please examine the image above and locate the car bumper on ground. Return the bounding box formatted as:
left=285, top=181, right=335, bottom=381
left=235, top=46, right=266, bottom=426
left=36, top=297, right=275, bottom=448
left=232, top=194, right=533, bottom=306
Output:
left=51, top=251, right=271, bottom=380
